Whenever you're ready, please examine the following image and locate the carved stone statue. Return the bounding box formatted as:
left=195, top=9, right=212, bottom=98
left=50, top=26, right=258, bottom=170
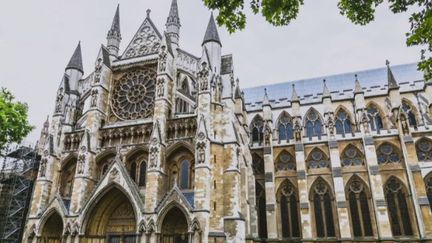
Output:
left=196, top=142, right=206, bottom=164
left=90, top=89, right=98, bottom=107
left=39, top=158, right=47, bottom=177
left=198, top=62, right=209, bottom=91
left=400, top=114, right=410, bottom=135
left=55, top=88, right=64, bottom=113
left=158, top=45, right=167, bottom=72
left=326, top=114, right=335, bottom=137
left=149, top=147, right=158, bottom=168
left=263, top=124, right=272, bottom=146
left=94, top=58, right=102, bottom=83
left=361, top=110, right=370, bottom=134
left=294, top=119, right=302, bottom=142
left=77, top=154, right=86, bottom=174
left=157, top=78, right=165, bottom=97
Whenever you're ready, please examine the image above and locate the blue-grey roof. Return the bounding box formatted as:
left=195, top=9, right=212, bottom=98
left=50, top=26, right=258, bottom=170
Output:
left=243, top=63, right=424, bottom=109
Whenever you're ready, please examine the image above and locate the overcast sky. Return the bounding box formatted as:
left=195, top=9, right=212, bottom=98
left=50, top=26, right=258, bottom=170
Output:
left=0, top=0, right=421, bottom=145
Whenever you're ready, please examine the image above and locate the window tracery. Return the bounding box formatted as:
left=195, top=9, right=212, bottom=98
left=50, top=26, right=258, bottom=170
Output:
left=401, top=101, right=417, bottom=128
left=335, top=109, right=352, bottom=136
left=311, top=178, right=336, bottom=238
left=416, top=138, right=432, bottom=161
left=251, top=116, right=264, bottom=144
left=305, top=110, right=323, bottom=140
left=252, top=154, right=265, bottom=176
left=346, top=177, right=373, bottom=237
left=278, top=181, right=300, bottom=238
left=367, top=105, right=384, bottom=133
left=275, top=151, right=296, bottom=171
left=111, top=69, right=156, bottom=121
left=376, top=143, right=402, bottom=165
left=256, top=183, right=268, bottom=239
left=278, top=112, right=294, bottom=142
left=341, top=144, right=364, bottom=166
left=307, top=148, right=330, bottom=169
left=384, top=177, right=414, bottom=236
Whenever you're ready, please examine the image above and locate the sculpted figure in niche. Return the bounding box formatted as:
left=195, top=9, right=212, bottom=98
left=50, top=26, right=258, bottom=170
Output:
left=149, top=147, right=158, bottom=168
left=55, top=88, right=64, bottom=113
left=90, top=89, right=98, bottom=107
left=326, top=114, right=335, bottom=137
left=158, top=45, right=167, bottom=72
left=294, top=119, right=302, bottom=142
left=196, top=141, right=206, bottom=164
left=361, top=110, right=370, bottom=134
left=400, top=114, right=410, bottom=135
left=39, top=158, right=47, bottom=177
left=198, top=62, right=209, bottom=91
left=94, top=58, right=102, bottom=83
left=263, top=124, right=272, bottom=146
left=157, top=78, right=164, bottom=97
left=77, top=154, right=86, bottom=174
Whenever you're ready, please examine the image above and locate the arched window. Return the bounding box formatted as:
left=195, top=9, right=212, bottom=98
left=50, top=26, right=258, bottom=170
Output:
left=425, top=173, right=432, bottom=211
left=256, top=183, right=268, bottom=239
left=335, top=109, right=352, bottom=136
left=341, top=144, right=364, bottom=166
left=251, top=116, right=264, bottom=144
left=130, top=162, right=137, bottom=182
left=307, top=148, right=330, bottom=169
left=346, top=176, right=373, bottom=237
left=60, top=158, right=77, bottom=198
left=311, top=178, right=336, bottom=238
left=401, top=101, right=417, bottom=128
left=278, top=112, right=294, bottom=142
left=305, top=109, right=323, bottom=140
left=367, top=105, right=383, bottom=133
left=416, top=138, right=432, bottom=161
left=275, top=151, right=296, bottom=172
left=252, top=154, right=265, bottom=176
left=278, top=180, right=300, bottom=238
left=384, top=177, right=414, bottom=236
left=376, top=142, right=402, bottom=165
left=180, top=160, right=190, bottom=189
left=139, top=161, right=146, bottom=187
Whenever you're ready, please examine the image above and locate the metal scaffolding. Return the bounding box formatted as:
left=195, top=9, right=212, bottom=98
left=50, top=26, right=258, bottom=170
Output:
left=0, top=146, right=40, bottom=243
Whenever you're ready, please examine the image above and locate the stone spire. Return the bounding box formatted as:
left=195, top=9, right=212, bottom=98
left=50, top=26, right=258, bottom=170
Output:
left=166, top=0, right=180, bottom=46
left=291, top=84, right=299, bottom=102
left=202, top=12, right=221, bottom=46
left=322, top=79, right=331, bottom=98
left=354, top=74, right=363, bottom=94
left=107, top=5, right=122, bottom=56
left=386, top=60, right=399, bottom=90
left=66, top=42, right=83, bottom=74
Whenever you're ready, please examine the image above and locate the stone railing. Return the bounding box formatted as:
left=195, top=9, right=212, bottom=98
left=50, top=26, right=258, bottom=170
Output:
left=166, top=117, right=197, bottom=142
left=64, top=131, right=84, bottom=151
left=100, top=124, right=153, bottom=148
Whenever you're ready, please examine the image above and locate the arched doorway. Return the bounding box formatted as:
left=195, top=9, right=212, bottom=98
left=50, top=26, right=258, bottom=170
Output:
left=85, top=187, right=137, bottom=243
left=160, top=207, right=189, bottom=243
left=40, top=211, right=63, bottom=243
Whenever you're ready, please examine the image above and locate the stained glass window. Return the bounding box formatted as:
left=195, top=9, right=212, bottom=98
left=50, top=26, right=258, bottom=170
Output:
left=180, top=160, right=190, bottom=189
left=305, top=110, right=322, bottom=140
left=307, top=148, right=330, bottom=169
left=275, top=151, right=296, bottom=171
left=251, top=116, right=264, bottom=144
left=335, top=109, right=352, bottom=136
left=278, top=112, right=294, bottom=142
left=139, top=161, right=146, bottom=187
left=385, top=177, right=414, bottom=236
left=347, top=177, right=373, bottom=237
left=341, top=144, right=364, bottom=166
left=416, top=138, right=432, bottom=161
left=376, top=143, right=402, bottom=165
left=279, top=181, right=300, bottom=238
left=312, top=178, right=335, bottom=238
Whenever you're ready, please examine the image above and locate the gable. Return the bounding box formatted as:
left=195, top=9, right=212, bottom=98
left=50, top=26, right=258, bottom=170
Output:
left=121, top=17, right=162, bottom=59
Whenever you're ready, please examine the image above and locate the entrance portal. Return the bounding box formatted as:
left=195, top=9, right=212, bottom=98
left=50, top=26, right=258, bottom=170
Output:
left=161, top=207, right=189, bottom=243
left=85, top=187, right=137, bottom=243
left=40, top=211, right=63, bottom=243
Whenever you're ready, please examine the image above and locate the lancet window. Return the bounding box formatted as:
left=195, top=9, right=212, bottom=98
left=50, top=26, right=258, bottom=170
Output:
left=278, top=112, right=294, bottom=142
left=251, top=116, right=264, bottom=144
left=335, top=109, right=352, bottom=136
left=311, top=178, right=336, bottom=238
left=346, top=176, right=373, bottom=237
left=278, top=180, right=300, bottom=238
left=305, top=109, right=323, bottom=140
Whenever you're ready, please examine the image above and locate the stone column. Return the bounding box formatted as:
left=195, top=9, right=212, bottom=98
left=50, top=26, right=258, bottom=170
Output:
left=362, top=136, right=393, bottom=239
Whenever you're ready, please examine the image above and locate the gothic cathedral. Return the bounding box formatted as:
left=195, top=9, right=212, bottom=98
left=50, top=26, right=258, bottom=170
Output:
left=26, top=1, right=432, bottom=243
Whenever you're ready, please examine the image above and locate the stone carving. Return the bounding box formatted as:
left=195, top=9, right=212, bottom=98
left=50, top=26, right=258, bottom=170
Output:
left=90, top=89, right=98, bottom=107
left=361, top=110, right=370, bottom=134
left=400, top=114, right=410, bottom=135
left=158, top=45, right=167, bottom=72
left=294, top=119, right=302, bottom=142
left=111, top=69, right=156, bottom=120
left=94, top=58, right=102, bottom=83
left=39, top=158, right=47, bottom=177
left=196, top=141, right=206, bottom=164
left=110, top=168, right=119, bottom=178
left=77, top=154, right=86, bottom=174
left=149, top=147, right=158, bottom=168
left=326, top=113, right=335, bottom=137
left=55, top=88, right=64, bottom=113
left=198, top=62, right=209, bottom=91
left=123, top=19, right=160, bottom=58
left=263, top=123, right=272, bottom=146
left=156, top=78, right=165, bottom=97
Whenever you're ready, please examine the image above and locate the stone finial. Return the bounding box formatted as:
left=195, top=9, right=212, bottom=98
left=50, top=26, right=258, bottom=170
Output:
left=146, top=9, right=151, bottom=18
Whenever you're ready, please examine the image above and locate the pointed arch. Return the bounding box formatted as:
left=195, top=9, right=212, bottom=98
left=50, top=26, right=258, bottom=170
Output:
left=306, top=147, right=330, bottom=169
left=345, top=175, right=374, bottom=237
left=415, top=137, right=432, bottom=162
left=401, top=98, right=419, bottom=128
left=376, top=142, right=403, bottom=165
left=95, top=150, right=116, bottom=179
left=309, top=177, right=336, bottom=238
left=166, top=142, right=195, bottom=190
left=366, top=101, right=385, bottom=133
left=250, top=114, right=264, bottom=144
left=275, top=150, right=296, bottom=171
left=304, top=108, right=323, bottom=140
left=340, top=144, right=365, bottom=166
left=125, top=148, right=148, bottom=186
left=59, top=156, right=77, bottom=198
left=157, top=201, right=192, bottom=232
left=384, top=176, right=415, bottom=236
left=38, top=208, right=64, bottom=242
left=158, top=203, right=191, bottom=242
left=38, top=208, right=65, bottom=235
left=276, top=179, right=300, bottom=238
left=334, top=106, right=354, bottom=137
left=276, top=111, right=294, bottom=142
left=424, top=172, right=432, bottom=211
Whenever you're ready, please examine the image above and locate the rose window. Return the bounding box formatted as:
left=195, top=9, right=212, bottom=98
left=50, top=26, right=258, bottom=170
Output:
left=111, top=69, right=156, bottom=120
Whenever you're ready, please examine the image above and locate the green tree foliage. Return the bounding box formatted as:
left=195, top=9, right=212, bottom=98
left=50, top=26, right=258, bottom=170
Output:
left=0, top=88, right=34, bottom=154
left=202, top=0, right=432, bottom=80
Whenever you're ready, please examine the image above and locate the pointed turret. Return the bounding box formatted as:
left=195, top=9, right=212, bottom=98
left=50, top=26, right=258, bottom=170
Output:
left=202, top=13, right=221, bottom=46
left=291, top=84, right=299, bottom=102
left=107, top=5, right=122, bottom=57
left=354, top=74, right=363, bottom=94
left=322, top=79, right=331, bottom=99
left=66, top=42, right=83, bottom=74
left=386, top=60, right=399, bottom=90
left=165, top=0, right=180, bottom=47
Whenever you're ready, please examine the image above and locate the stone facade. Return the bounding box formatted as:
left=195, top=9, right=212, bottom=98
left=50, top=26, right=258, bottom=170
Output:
left=25, top=1, right=432, bottom=243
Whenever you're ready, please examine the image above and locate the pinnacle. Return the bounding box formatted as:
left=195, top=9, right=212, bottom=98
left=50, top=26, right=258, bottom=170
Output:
left=202, top=12, right=221, bottom=46
left=386, top=60, right=399, bottom=89
left=166, top=0, right=180, bottom=27
left=66, top=42, right=83, bottom=73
